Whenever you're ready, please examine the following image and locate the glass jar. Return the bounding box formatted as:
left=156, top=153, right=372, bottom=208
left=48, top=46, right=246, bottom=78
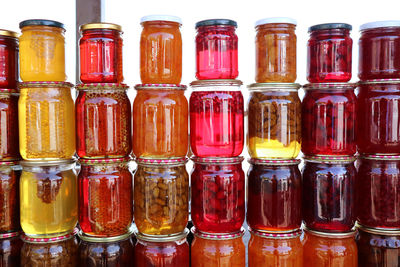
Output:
left=135, top=229, right=189, bottom=266
left=0, top=232, right=22, bottom=266
left=255, top=17, right=297, bottom=83
left=19, top=19, right=66, bottom=82
left=78, top=157, right=133, bottom=237
left=190, top=80, right=244, bottom=157
left=20, top=160, right=78, bottom=237
left=247, top=83, right=301, bottom=159
left=18, top=82, right=75, bottom=160
left=303, top=229, right=357, bottom=267
left=302, top=156, right=356, bottom=232
left=357, top=80, right=400, bottom=154
left=357, top=225, right=400, bottom=267
left=307, top=23, right=353, bottom=83
left=140, top=15, right=182, bottom=84
left=79, top=230, right=135, bottom=266
left=0, top=162, right=21, bottom=233
left=191, top=157, right=245, bottom=233
left=134, top=158, right=188, bottom=236
left=302, top=83, right=356, bottom=156
left=195, top=19, right=238, bottom=80
left=0, top=89, right=20, bottom=161
left=21, top=230, right=78, bottom=266
left=76, top=83, right=131, bottom=159
left=133, top=84, right=188, bottom=158
left=191, top=227, right=245, bottom=267
left=248, top=229, right=303, bottom=267
left=359, top=21, right=400, bottom=80
left=79, top=23, right=123, bottom=83
left=0, top=30, right=18, bottom=89
left=356, top=155, right=400, bottom=229
left=247, top=159, right=301, bottom=232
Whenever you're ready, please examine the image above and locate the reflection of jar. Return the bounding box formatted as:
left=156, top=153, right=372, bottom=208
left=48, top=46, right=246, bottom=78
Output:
left=20, top=160, right=78, bottom=237
left=135, top=229, right=189, bottom=266
left=0, top=232, right=22, bottom=266
left=191, top=227, right=245, bottom=267
left=79, top=157, right=133, bottom=237
left=19, top=19, right=66, bottom=82
left=0, top=89, right=20, bottom=161
left=303, top=229, right=357, bottom=267
left=247, top=159, right=301, bottom=232
left=247, top=83, right=301, bottom=159
left=140, top=15, right=182, bottom=84
left=191, top=157, right=245, bottom=234
left=302, top=156, right=356, bottom=233
left=248, top=229, right=302, bottom=267
left=133, top=84, right=188, bottom=158
left=255, top=18, right=297, bottom=83
left=190, top=80, right=244, bottom=157
left=76, top=83, right=131, bottom=159
left=134, top=158, right=188, bottom=236
left=0, top=30, right=18, bottom=89
left=79, top=23, right=123, bottom=83
left=21, top=230, right=79, bottom=266
left=18, top=82, right=75, bottom=160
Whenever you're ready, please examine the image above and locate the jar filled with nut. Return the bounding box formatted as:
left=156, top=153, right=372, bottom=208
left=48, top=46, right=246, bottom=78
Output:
left=134, top=158, right=189, bottom=236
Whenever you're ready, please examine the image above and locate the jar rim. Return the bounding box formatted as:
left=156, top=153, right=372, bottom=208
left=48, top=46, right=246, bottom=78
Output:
left=248, top=83, right=301, bottom=91
left=0, top=29, right=18, bottom=38
left=19, top=81, right=74, bottom=89
left=80, top=22, right=122, bottom=32
left=136, top=157, right=188, bottom=166
left=360, top=20, right=400, bottom=31
left=308, top=23, right=352, bottom=32
left=19, top=19, right=64, bottom=29
left=135, top=228, right=189, bottom=242
left=76, top=83, right=129, bottom=90
left=0, top=160, right=21, bottom=166
left=304, top=227, right=356, bottom=238
left=20, top=159, right=76, bottom=167
left=303, top=155, right=356, bottom=163
left=135, top=83, right=186, bottom=90
left=79, top=156, right=132, bottom=165
left=303, top=83, right=356, bottom=90
left=360, top=154, right=400, bottom=160
left=248, top=158, right=301, bottom=166
left=0, top=231, right=20, bottom=239
left=190, top=79, right=243, bottom=87
left=358, top=79, right=400, bottom=85
left=191, top=156, right=244, bottom=164
left=357, top=223, right=400, bottom=235
left=195, top=19, right=237, bottom=28
left=249, top=228, right=302, bottom=239
left=0, top=88, right=19, bottom=94
left=22, top=228, right=78, bottom=244
left=79, top=228, right=134, bottom=243
left=255, top=17, right=297, bottom=27
left=191, top=227, right=245, bottom=240
left=140, top=15, right=182, bottom=25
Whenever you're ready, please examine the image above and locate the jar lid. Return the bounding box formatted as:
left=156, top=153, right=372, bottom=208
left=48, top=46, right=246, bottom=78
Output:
left=304, top=227, right=356, bottom=238
left=19, top=19, right=64, bottom=29
left=79, top=228, right=134, bottom=243
left=140, top=15, right=182, bottom=25
left=135, top=228, right=189, bottom=242
left=20, top=159, right=76, bottom=167
left=190, top=79, right=243, bottom=87
left=358, top=79, right=400, bottom=85
left=308, top=23, right=352, bottom=32
left=249, top=228, right=302, bottom=239
left=80, top=22, right=122, bottom=32
left=361, top=154, right=400, bottom=160
left=360, top=20, right=400, bottom=31
left=0, top=29, right=18, bottom=38
left=22, top=228, right=78, bottom=243
left=79, top=156, right=132, bottom=165
left=0, top=88, right=19, bottom=94
left=19, top=81, right=74, bottom=89
left=249, top=158, right=301, bottom=166
left=247, top=83, right=301, bottom=91
left=304, top=155, right=356, bottom=163
left=0, top=160, right=20, bottom=166
left=255, top=17, right=297, bottom=27
left=191, top=156, right=244, bottom=164
left=191, top=227, right=245, bottom=240
left=0, top=232, right=20, bottom=239
left=303, top=83, right=356, bottom=90
left=136, top=157, right=187, bottom=166
left=134, top=84, right=187, bottom=90
left=76, top=83, right=129, bottom=90
left=195, top=19, right=237, bottom=28
left=357, top=223, right=400, bottom=235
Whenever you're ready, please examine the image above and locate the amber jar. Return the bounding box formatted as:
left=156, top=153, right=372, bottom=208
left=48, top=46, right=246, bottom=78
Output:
left=255, top=17, right=297, bottom=83
left=0, top=232, right=22, bottom=267
left=248, top=229, right=303, bottom=267
left=0, top=89, right=20, bottom=161
left=0, top=30, right=18, bottom=89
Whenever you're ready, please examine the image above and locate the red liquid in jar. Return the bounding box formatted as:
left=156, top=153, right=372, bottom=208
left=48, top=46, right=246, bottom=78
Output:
left=0, top=91, right=20, bottom=161
left=0, top=32, right=18, bottom=89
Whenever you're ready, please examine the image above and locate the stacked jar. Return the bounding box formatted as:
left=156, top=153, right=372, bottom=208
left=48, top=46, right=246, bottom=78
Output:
left=355, top=21, right=400, bottom=267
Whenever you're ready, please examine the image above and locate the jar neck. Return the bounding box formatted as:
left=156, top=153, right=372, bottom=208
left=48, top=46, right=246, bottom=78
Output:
left=141, top=21, right=181, bottom=29
left=361, top=27, right=400, bottom=36
left=21, top=25, right=65, bottom=34
left=81, top=28, right=121, bottom=37
left=256, top=23, right=296, bottom=32
left=197, top=25, right=236, bottom=33
left=310, top=28, right=350, bottom=38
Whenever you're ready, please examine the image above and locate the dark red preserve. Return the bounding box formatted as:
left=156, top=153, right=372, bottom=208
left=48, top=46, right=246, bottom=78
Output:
left=0, top=89, right=20, bottom=161
left=0, top=30, right=18, bottom=89
left=0, top=232, right=22, bottom=266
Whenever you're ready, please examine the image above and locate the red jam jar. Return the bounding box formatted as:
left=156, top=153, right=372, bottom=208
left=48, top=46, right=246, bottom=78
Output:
left=302, top=156, right=356, bottom=233
left=190, top=80, right=244, bottom=157
left=0, top=89, right=20, bottom=161
left=134, top=229, right=189, bottom=267
left=247, top=159, right=301, bottom=232
left=0, top=232, right=22, bottom=266
left=191, top=157, right=245, bottom=234
left=357, top=80, right=400, bottom=154
left=75, top=83, right=131, bottom=159
left=359, top=21, right=400, bottom=80
left=356, top=155, right=400, bottom=229
left=307, top=23, right=352, bottom=83
left=79, top=23, right=123, bottom=83
left=302, top=83, right=356, bottom=156
left=0, top=30, right=18, bottom=89
left=195, top=19, right=238, bottom=80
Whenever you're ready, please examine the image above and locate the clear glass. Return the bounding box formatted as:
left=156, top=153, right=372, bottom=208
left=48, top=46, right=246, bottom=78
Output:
left=0, top=91, right=20, bottom=161
left=0, top=34, right=18, bottom=89
left=0, top=164, right=21, bottom=233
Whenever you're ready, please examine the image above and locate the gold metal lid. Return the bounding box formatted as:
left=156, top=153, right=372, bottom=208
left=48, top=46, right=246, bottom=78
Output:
left=190, top=79, right=243, bottom=87
left=135, top=228, right=189, bottom=242
left=304, top=227, right=356, bottom=238
left=0, top=29, right=18, bottom=38
left=79, top=228, right=134, bottom=243
left=303, top=83, right=356, bottom=90
left=249, top=228, right=302, bottom=239
left=20, top=159, right=76, bottom=167
left=248, top=83, right=301, bottom=91
left=80, top=22, right=122, bottom=32
left=357, top=223, right=400, bottom=235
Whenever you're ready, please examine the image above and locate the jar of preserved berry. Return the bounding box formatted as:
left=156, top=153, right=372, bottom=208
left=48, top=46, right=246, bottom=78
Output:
left=20, top=160, right=78, bottom=238
left=302, top=83, right=356, bottom=156
left=357, top=80, right=400, bottom=154
left=248, top=229, right=303, bottom=267
left=191, top=227, right=245, bottom=267
left=0, top=89, right=20, bottom=161
left=303, top=228, right=357, bottom=267
left=18, top=82, right=75, bottom=160
left=247, top=83, right=301, bottom=159
left=21, top=229, right=79, bottom=266
left=135, top=228, right=189, bottom=266
left=0, top=30, right=18, bottom=89
left=19, top=19, right=66, bottom=82
left=247, top=159, right=301, bottom=232
left=307, top=23, right=352, bottom=83
left=255, top=17, right=297, bottom=83
left=134, top=158, right=188, bottom=236
left=140, top=15, right=182, bottom=84
left=79, top=157, right=133, bottom=237
left=191, top=157, right=245, bottom=234
left=195, top=19, right=238, bottom=80
left=0, top=232, right=22, bottom=266
left=359, top=21, right=400, bottom=80
left=190, top=80, right=244, bottom=157
left=76, top=83, right=131, bottom=159
left=79, top=23, right=123, bottom=83
left=302, top=156, right=356, bottom=232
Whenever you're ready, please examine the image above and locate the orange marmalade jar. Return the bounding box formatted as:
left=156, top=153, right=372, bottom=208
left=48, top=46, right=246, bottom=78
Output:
left=140, top=15, right=182, bottom=84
